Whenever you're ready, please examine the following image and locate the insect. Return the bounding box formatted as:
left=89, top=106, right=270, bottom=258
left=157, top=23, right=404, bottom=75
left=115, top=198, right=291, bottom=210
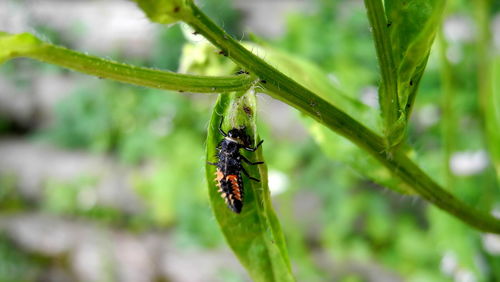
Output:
left=208, top=118, right=264, bottom=213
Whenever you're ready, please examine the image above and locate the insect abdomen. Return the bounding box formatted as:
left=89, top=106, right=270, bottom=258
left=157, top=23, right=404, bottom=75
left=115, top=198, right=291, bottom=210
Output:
left=215, top=168, right=244, bottom=213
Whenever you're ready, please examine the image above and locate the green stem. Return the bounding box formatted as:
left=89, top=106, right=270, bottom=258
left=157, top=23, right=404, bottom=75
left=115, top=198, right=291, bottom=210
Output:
left=3, top=33, right=253, bottom=93
left=437, top=30, right=455, bottom=190
left=474, top=0, right=500, bottom=183
left=184, top=2, right=500, bottom=233
left=363, top=0, right=400, bottom=136
left=475, top=0, right=491, bottom=119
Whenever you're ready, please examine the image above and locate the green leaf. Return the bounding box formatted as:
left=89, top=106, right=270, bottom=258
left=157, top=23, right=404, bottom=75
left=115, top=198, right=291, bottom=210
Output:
left=205, top=91, right=294, bottom=282
left=132, top=0, right=193, bottom=24
left=385, top=0, right=446, bottom=116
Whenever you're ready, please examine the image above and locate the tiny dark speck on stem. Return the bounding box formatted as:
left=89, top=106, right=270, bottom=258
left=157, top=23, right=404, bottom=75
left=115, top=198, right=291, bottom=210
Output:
left=243, top=106, right=252, bottom=116
left=410, top=80, right=413, bottom=86
left=387, top=21, right=392, bottom=28
left=260, top=80, right=267, bottom=84
left=179, top=90, right=184, bottom=93
left=173, top=6, right=180, bottom=13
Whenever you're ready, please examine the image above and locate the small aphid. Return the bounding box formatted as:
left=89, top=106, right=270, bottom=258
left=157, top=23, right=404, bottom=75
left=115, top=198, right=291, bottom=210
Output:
left=235, top=70, right=250, bottom=75
left=243, top=106, right=253, bottom=116
left=208, top=117, right=264, bottom=213
left=218, top=50, right=228, bottom=57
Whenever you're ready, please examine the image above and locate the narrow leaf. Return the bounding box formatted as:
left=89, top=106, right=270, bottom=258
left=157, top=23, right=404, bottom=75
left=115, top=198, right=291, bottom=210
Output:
left=385, top=0, right=446, bottom=116
left=205, top=91, right=294, bottom=282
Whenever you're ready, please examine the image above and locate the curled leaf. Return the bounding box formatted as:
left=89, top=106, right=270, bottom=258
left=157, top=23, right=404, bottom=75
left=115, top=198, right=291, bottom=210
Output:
left=206, top=91, right=294, bottom=282
left=385, top=0, right=446, bottom=115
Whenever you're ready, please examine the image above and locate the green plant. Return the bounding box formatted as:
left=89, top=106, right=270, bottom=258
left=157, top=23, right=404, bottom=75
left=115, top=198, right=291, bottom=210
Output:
left=1, top=0, right=499, bottom=280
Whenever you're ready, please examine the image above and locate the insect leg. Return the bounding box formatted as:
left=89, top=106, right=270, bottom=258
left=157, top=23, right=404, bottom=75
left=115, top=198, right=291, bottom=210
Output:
left=241, top=166, right=260, bottom=182
left=240, top=155, right=264, bottom=165
left=244, top=140, right=264, bottom=152
left=218, top=117, right=227, bottom=137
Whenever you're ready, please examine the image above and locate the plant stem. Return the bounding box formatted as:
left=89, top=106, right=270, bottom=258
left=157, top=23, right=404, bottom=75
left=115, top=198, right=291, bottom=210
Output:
left=363, top=0, right=400, bottom=137
left=437, top=30, right=455, bottom=191
left=11, top=34, right=254, bottom=93
left=474, top=0, right=500, bottom=183
left=184, top=2, right=500, bottom=233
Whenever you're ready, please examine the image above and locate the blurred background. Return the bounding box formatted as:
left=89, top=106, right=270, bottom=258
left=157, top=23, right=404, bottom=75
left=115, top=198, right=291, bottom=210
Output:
left=1, top=0, right=500, bottom=281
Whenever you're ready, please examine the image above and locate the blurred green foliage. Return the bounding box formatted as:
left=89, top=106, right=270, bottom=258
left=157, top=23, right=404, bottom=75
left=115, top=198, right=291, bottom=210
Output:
left=0, top=234, right=41, bottom=282
left=1, top=0, right=500, bottom=281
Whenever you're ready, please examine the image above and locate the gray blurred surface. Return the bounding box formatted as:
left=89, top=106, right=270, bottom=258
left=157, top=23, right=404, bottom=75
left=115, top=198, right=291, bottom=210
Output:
left=0, top=213, right=246, bottom=282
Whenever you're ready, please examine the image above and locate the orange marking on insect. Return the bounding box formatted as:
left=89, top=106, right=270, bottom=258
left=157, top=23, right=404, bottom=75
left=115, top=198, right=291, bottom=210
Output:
left=225, top=175, right=242, bottom=201
left=215, top=169, right=224, bottom=182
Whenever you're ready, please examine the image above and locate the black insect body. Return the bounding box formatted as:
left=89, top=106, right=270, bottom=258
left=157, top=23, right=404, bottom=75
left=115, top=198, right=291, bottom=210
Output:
left=209, top=118, right=263, bottom=213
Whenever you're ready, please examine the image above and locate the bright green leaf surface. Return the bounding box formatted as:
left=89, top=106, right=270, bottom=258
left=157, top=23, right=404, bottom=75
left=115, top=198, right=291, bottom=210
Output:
left=385, top=0, right=445, bottom=114
left=205, top=92, right=294, bottom=282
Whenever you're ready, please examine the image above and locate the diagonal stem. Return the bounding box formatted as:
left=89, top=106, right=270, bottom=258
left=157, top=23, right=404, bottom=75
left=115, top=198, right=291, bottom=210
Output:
left=183, top=2, right=500, bottom=233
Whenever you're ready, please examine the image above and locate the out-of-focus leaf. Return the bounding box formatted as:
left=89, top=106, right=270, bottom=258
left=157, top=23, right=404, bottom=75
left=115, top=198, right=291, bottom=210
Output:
left=205, top=91, right=294, bottom=282
left=132, top=0, right=193, bottom=25
left=385, top=0, right=446, bottom=114
left=307, top=122, right=414, bottom=194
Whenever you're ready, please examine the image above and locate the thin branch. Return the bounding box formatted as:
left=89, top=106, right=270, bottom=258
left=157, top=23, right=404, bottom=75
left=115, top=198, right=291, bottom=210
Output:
left=1, top=32, right=254, bottom=93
